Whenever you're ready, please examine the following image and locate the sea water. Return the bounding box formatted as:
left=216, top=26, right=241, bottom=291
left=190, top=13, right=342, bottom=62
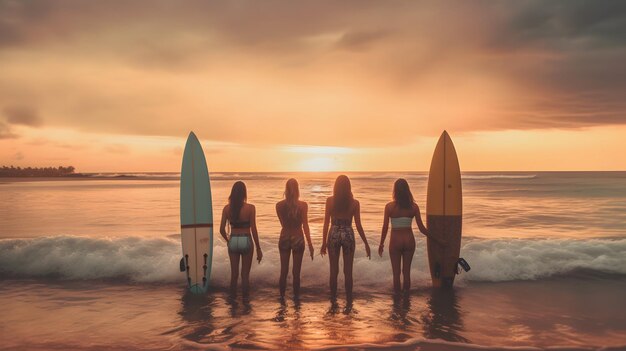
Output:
left=0, top=172, right=625, bottom=350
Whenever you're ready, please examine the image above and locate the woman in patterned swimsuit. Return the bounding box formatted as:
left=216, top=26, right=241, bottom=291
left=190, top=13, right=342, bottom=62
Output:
left=320, top=175, right=371, bottom=302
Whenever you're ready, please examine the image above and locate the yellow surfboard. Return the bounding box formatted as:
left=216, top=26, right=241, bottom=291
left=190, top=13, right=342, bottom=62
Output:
left=426, top=131, right=462, bottom=288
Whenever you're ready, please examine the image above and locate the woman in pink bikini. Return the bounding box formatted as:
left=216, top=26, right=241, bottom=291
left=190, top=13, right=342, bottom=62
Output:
left=276, top=178, right=314, bottom=298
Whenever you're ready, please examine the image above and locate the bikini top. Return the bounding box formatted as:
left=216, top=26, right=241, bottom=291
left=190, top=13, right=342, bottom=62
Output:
left=230, top=219, right=251, bottom=229
left=390, top=216, right=412, bottom=229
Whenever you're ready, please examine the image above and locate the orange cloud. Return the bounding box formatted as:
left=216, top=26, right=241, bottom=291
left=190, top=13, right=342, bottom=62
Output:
left=0, top=1, right=624, bottom=171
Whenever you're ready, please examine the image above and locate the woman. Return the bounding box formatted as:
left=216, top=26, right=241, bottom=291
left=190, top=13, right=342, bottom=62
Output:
left=219, top=181, right=263, bottom=295
left=276, top=178, right=314, bottom=298
left=378, top=178, right=443, bottom=293
left=321, top=175, right=371, bottom=301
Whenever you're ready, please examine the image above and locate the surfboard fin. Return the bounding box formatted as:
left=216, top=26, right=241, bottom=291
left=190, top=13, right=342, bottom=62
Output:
left=179, top=257, right=186, bottom=272
left=456, top=258, right=471, bottom=273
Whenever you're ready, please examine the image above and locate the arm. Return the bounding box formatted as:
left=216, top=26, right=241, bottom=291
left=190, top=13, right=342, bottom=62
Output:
left=415, top=204, right=446, bottom=245
left=320, top=197, right=331, bottom=256
left=302, top=202, right=314, bottom=260
left=378, top=203, right=390, bottom=257
left=250, top=205, right=263, bottom=263
left=354, top=200, right=371, bottom=259
left=219, top=205, right=229, bottom=243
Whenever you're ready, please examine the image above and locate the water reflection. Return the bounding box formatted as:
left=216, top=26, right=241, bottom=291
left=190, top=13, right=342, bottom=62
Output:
left=174, top=290, right=221, bottom=344
left=321, top=296, right=358, bottom=344
left=421, top=288, right=468, bottom=343
left=389, top=293, right=413, bottom=330
left=271, top=296, right=307, bottom=349
left=226, top=294, right=253, bottom=317
left=273, top=297, right=288, bottom=322
left=326, top=297, right=341, bottom=316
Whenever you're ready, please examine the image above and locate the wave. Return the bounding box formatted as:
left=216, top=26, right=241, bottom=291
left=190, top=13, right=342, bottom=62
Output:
left=82, top=172, right=538, bottom=182
left=462, top=174, right=537, bottom=180
left=1, top=236, right=625, bottom=286
left=87, top=172, right=179, bottom=179
left=460, top=237, right=626, bottom=281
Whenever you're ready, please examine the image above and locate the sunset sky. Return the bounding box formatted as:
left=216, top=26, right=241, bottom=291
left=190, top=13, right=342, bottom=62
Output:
left=0, top=1, right=625, bottom=172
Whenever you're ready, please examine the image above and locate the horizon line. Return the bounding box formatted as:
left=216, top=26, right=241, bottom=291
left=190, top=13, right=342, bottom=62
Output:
left=78, top=170, right=626, bottom=173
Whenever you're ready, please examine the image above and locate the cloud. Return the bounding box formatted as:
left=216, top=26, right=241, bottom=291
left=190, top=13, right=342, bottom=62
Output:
left=486, top=1, right=626, bottom=51
left=334, top=30, right=391, bottom=52
left=0, top=0, right=624, bottom=147
left=103, top=144, right=130, bottom=154
left=3, top=105, right=42, bottom=126
left=0, top=121, right=17, bottom=139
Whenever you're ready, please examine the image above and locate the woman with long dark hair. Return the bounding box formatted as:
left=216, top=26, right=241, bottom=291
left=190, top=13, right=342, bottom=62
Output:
left=378, top=178, right=442, bottom=293
left=276, top=178, right=314, bottom=298
left=219, top=181, right=263, bottom=295
left=321, top=175, right=371, bottom=301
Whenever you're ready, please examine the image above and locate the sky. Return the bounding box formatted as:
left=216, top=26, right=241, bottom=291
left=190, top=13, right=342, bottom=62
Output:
left=0, top=0, right=625, bottom=172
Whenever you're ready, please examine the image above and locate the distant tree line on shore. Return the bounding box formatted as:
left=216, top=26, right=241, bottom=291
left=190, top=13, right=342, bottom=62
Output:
left=0, top=165, right=78, bottom=177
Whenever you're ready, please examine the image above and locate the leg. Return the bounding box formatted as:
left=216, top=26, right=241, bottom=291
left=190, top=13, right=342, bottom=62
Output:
left=241, top=244, right=254, bottom=296
left=328, top=247, right=340, bottom=298
left=279, top=248, right=291, bottom=298
left=389, top=234, right=402, bottom=294
left=342, top=246, right=354, bottom=302
left=292, top=248, right=305, bottom=297
left=228, top=251, right=240, bottom=295
left=401, top=235, right=416, bottom=292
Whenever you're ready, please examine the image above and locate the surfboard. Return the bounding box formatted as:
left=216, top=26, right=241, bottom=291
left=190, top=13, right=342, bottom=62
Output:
left=180, top=131, right=213, bottom=294
left=426, top=130, right=462, bottom=288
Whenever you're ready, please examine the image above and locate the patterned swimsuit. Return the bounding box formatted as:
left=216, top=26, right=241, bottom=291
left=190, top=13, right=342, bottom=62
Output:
left=328, top=218, right=355, bottom=253
left=277, top=204, right=306, bottom=252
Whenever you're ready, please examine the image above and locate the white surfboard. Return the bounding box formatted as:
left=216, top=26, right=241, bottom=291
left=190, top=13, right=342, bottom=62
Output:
left=180, top=131, right=213, bottom=294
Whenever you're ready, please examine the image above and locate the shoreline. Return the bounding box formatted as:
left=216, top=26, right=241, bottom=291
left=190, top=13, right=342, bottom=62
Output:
left=1, top=278, right=625, bottom=350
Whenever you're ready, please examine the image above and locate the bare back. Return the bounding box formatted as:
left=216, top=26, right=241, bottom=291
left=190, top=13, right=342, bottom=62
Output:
left=276, top=200, right=305, bottom=231
left=387, top=201, right=417, bottom=218
left=224, top=203, right=254, bottom=234
left=327, top=196, right=356, bottom=221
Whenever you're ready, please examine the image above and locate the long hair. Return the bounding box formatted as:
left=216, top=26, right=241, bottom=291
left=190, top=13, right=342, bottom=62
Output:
left=333, top=175, right=353, bottom=214
left=229, top=181, right=247, bottom=221
left=393, top=178, right=415, bottom=210
left=284, top=178, right=300, bottom=222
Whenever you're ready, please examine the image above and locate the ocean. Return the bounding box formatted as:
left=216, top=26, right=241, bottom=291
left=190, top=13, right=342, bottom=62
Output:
left=1, top=172, right=625, bottom=350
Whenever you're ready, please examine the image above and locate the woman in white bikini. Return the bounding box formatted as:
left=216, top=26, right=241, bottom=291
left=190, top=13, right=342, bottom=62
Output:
left=378, top=178, right=443, bottom=293
left=219, top=181, right=263, bottom=296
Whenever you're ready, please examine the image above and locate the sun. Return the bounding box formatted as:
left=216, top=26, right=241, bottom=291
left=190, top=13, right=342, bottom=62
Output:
left=283, top=145, right=355, bottom=172
left=298, top=156, right=338, bottom=172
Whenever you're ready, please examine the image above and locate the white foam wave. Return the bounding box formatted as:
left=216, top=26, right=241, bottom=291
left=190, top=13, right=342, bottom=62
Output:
left=1, top=236, right=624, bottom=285
left=0, top=236, right=181, bottom=282
left=460, top=237, right=626, bottom=281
